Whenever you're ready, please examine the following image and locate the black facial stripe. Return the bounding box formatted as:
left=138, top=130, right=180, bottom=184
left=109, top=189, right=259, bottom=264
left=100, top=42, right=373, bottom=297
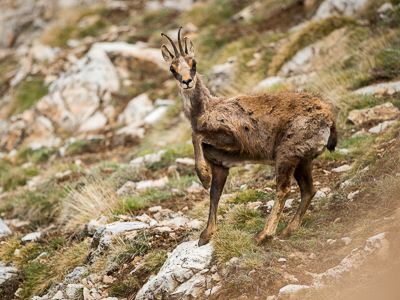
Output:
left=174, top=73, right=182, bottom=81
left=190, top=68, right=196, bottom=78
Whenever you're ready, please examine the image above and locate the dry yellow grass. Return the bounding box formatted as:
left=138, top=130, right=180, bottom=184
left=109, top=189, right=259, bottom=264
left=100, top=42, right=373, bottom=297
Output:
left=39, top=7, right=84, bottom=47
left=59, top=176, right=120, bottom=228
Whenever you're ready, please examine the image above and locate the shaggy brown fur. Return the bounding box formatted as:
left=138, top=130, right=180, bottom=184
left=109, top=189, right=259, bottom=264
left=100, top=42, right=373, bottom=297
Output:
left=161, top=28, right=337, bottom=246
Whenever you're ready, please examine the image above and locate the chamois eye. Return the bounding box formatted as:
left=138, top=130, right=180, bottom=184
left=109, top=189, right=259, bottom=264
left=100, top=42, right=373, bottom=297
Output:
left=192, top=60, right=197, bottom=69
left=170, top=66, right=176, bottom=73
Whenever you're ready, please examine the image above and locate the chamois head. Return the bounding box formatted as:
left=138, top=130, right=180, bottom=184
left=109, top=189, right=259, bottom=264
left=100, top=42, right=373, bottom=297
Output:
left=161, top=27, right=197, bottom=92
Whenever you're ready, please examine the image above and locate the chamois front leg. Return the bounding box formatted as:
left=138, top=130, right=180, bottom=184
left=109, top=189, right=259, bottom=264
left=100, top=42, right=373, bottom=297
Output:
left=198, top=163, right=229, bottom=247
left=253, top=158, right=299, bottom=245
left=192, top=132, right=212, bottom=189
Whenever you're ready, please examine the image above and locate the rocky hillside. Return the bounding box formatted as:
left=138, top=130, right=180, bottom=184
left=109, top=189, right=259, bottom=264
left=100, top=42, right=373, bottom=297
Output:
left=1, top=0, right=400, bottom=299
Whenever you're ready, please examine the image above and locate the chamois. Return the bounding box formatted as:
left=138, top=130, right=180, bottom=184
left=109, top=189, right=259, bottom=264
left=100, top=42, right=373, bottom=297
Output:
left=161, top=28, right=337, bottom=246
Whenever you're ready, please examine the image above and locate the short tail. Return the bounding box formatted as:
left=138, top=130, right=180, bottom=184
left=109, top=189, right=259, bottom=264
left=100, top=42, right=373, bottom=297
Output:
left=327, top=120, right=337, bottom=152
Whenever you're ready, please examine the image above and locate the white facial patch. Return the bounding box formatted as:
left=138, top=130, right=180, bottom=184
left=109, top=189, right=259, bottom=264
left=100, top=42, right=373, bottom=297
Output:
left=317, top=127, right=331, bottom=152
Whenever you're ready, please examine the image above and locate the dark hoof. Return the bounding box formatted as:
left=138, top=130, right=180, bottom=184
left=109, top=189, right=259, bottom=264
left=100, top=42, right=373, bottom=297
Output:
left=253, top=231, right=273, bottom=245
left=198, top=229, right=213, bottom=247
left=198, top=237, right=210, bottom=247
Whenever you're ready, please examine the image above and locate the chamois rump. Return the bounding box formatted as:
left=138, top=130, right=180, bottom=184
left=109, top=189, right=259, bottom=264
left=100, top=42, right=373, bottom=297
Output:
left=160, top=28, right=337, bottom=247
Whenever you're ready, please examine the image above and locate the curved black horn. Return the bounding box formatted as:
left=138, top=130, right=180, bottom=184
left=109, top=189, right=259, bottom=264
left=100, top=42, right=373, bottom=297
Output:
left=177, top=26, right=184, bottom=55
left=161, top=33, right=179, bottom=57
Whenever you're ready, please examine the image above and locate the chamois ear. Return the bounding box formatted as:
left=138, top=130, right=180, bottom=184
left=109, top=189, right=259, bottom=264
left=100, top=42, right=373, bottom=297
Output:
left=184, top=37, right=195, bottom=57
left=161, top=45, right=174, bottom=64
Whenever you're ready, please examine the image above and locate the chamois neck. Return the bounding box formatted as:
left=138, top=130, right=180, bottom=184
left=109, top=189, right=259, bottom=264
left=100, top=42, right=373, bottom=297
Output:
left=180, top=74, right=211, bottom=121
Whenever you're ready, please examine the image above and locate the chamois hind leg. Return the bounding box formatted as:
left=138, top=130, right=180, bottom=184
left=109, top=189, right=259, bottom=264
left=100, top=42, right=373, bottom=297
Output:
left=198, top=163, right=229, bottom=247
left=281, top=159, right=316, bottom=239
left=253, top=158, right=299, bottom=245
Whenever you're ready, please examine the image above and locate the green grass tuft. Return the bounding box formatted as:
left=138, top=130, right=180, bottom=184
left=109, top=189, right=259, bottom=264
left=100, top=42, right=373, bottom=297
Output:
left=231, top=189, right=274, bottom=204
left=144, top=250, right=168, bottom=275
left=0, top=160, right=40, bottom=191
left=112, top=189, right=172, bottom=217
left=9, top=77, right=48, bottom=116
left=15, top=147, right=59, bottom=165
left=4, top=182, right=65, bottom=226
left=213, top=226, right=256, bottom=263
left=226, top=205, right=265, bottom=233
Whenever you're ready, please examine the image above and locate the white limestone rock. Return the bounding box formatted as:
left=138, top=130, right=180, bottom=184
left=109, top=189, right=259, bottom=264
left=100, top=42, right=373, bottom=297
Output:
left=347, top=102, right=400, bottom=128
left=30, top=44, right=56, bottom=63
left=253, top=76, right=284, bottom=93
left=175, top=157, right=196, bottom=166
left=226, top=257, right=239, bottom=267
left=279, top=28, right=348, bottom=78
left=23, top=116, right=62, bottom=150
left=314, top=190, right=327, bottom=200
left=136, top=176, right=169, bottom=190
left=130, top=150, right=165, bottom=166
left=155, top=226, right=172, bottom=233
left=83, top=287, right=94, bottom=300
left=51, top=291, right=64, bottom=299
left=154, top=99, right=175, bottom=106
left=0, top=262, right=18, bottom=285
left=78, top=112, right=107, bottom=133
left=135, top=240, right=213, bottom=300
left=313, top=0, right=369, bottom=20
left=339, top=148, right=351, bottom=155
left=353, top=81, right=400, bottom=96
left=368, top=120, right=396, bottom=134
left=247, top=201, right=263, bottom=209
left=278, top=258, right=287, bottom=262
left=119, top=93, right=154, bottom=125
left=21, top=232, right=41, bottom=243
left=187, top=180, right=203, bottom=193
left=144, top=106, right=168, bottom=125
left=332, top=164, right=352, bottom=173
left=37, top=47, right=119, bottom=132
left=92, top=42, right=168, bottom=70
left=149, top=206, right=162, bottom=212
left=89, top=222, right=149, bottom=253
left=0, top=218, right=12, bottom=237
left=158, top=217, right=188, bottom=229
left=97, top=222, right=149, bottom=236
left=377, top=2, right=393, bottom=16
left=278, top=284, right=309, bottom=298
left=187, top=220, right=203, bottom=230
left=340, top=179, right=352, bottom=189
left=280, top=45, right=313, bottom=77
left=285, top=199, right=294, bottom=208
left=347, top=190, right=359, bottom=200
left=88, top=215, right=109, bottom=235
left=266, top=200, right=275, bottom=210
left=341, top=237, right=352, bottom=245
left=136, top=214, right=158, bottom=227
